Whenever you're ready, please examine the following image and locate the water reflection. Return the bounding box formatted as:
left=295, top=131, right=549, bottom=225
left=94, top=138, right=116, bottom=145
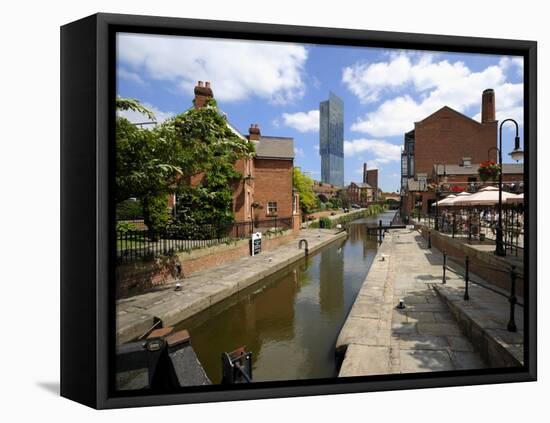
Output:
left=175, top=211, right=396, bottom=384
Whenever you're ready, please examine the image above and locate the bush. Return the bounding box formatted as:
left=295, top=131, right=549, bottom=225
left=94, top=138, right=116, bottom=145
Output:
left=318, top=216, right=332, bottom=229
left=116, top=198, right=143, bottom=220
left=143, top=195, right=170, bottom=233
left=116, top=221, right=137, bottom=234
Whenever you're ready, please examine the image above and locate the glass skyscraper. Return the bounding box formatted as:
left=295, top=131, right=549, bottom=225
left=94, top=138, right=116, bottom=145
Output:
left=319, top=92, right=344, bottom=187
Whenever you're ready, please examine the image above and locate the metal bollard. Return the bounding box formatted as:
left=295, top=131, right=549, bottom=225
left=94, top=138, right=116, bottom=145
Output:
left=442, top=251, right=447, bottom=284
left=428, top=230, right=432, bottom=249
left=378, top=219, right=383, bottom=245
left=464, top=256, right=470, bottom=300
left=507, top=265, right=517, bottom=332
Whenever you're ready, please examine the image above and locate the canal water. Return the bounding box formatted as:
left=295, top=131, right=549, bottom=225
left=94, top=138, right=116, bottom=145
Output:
left=175, top=211, right=397, bottom=383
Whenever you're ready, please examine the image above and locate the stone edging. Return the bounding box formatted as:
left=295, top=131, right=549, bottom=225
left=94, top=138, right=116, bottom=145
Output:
left=433, top=284, right=524, bottom=368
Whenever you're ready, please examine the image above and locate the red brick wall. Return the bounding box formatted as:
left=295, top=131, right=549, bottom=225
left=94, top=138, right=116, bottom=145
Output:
left=232, top=158, right=254, bottom=222
left=116, top=231, right=297, bottom=298
left=366, top=169, right=378, bottom=195
left=253, top=158, right=293, bottom=220
left=414, top=108, right=497, bottom=176
left=419, top=227, right=523, bottom=297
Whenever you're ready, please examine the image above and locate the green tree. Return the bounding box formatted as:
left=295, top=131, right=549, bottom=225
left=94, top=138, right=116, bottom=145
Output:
left=116, top=97, right=254, bottom=233
left=338, top=188, right=351, bottom=209
left=163, top=98, right=255, bottom=228
left=116, top=100, right=182, bottom=233
left=327, top=196, right=342, bottom=209
left=293, top=168, right=318, bottom=214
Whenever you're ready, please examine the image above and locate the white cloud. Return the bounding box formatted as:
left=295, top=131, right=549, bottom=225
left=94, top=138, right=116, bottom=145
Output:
left=342, top=54, right=415, bottom=103
left=499, top=57, right=524, bottom=76
left=346, top=54, right=524, bottom=137
left=118, top=67, right=146, bottom=85
left=294, top=147, right=305, bottom=157
left=117, top=33, right=308, bottom=104
left=117, top=103, right=175, bottom=126
left=282, top=110, right=319, bottom=132
left=344, top=139, right=401, bottom=167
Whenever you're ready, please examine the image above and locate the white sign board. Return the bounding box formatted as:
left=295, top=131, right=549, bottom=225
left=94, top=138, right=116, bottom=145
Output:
left=251, top=232, right=262, bottom=256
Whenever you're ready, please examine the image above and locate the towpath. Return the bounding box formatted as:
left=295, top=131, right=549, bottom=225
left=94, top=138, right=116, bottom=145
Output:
left=117, top=228, right=347, bottom=344
left=337, top=228, right=488, bottom=375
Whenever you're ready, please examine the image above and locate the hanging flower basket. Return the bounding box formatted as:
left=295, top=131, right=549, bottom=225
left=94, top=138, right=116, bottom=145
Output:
left=478, top=160, right=500, bottom=181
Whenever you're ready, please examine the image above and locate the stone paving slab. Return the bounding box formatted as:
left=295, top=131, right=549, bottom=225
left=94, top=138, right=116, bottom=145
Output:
left=116, top=228, right=347, bottom=344
left=434, top=278, right=524, bottom=367
left=337, top=228, right=489, bottom=377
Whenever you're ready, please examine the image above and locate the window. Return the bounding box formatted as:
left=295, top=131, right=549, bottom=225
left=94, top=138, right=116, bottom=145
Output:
left=267, top=201, right=278, bottom=215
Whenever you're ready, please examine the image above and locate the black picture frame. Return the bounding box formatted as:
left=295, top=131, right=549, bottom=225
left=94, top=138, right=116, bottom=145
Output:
left=61, top=12, right=537, bottom=409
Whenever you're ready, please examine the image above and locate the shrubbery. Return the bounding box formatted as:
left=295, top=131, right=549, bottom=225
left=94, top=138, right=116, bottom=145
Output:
left=116, top=198, right=143, bottom=220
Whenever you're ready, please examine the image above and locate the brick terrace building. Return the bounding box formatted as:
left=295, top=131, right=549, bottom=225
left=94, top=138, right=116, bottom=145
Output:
left=171, top=81, right=300, bottom=228
left=312, top=180, right=340, bottom=202
left=399, top=89, right=522, bottom=217
left=347, top=182, right=373, bottom=207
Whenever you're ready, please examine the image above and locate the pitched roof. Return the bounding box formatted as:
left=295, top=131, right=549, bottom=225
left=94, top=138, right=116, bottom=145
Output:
left=434, top=163, right=524, bottom=175
left=417, top=106, right=483, bottom=126
left=349, top=182, right=372, bottom=189
left=255, top=136, right=294, bottom=160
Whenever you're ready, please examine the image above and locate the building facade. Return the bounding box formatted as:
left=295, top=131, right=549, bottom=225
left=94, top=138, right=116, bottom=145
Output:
left=320, top=92, right=344, bottom=187
left=363, top=163, right=379, bottom=201
left=311, top=180, right=340, bottom=201
left=347, top=182, right=373, bottom=207
left=401, top=89, right=508, bottom=216
left=171, top=81, right=300, bottom=228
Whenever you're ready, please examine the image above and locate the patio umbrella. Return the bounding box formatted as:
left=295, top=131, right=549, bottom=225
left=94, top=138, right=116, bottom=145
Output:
left=506, top=193, right=524, bottom=204
left=453, top=186, right=519, bottom=206
left=443, top=191, right=471, bottom=206
left=432, top=194, right=456, bottom=206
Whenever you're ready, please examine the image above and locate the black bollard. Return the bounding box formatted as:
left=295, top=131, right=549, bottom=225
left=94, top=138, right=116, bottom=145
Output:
left=428, top=230, right=432, bottom=249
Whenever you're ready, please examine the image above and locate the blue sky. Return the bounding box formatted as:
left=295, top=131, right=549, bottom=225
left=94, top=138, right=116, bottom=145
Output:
left=116, top=33, right=524, bottom=192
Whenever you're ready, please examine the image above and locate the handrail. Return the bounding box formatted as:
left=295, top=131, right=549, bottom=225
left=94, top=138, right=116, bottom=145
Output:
left=441, top=250, right=523, bottom=332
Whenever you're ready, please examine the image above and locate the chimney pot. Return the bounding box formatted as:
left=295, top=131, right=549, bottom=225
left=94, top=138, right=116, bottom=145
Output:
left=205, top=81, right=210, bottom=88
left=248, top=123, right=261, bottom=140
left=194, top=81, right=213, bottom=108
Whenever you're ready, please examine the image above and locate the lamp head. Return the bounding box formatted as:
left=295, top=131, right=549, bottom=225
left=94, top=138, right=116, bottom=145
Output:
left=509, top=136, right=524, bottom=162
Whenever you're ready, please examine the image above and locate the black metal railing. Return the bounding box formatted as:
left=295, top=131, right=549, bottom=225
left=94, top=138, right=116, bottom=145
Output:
left=441, top=251, right=523, bottom=332
left=417, top=207, right=523, bottom=256
left=117, top=217, right=293, bottom=263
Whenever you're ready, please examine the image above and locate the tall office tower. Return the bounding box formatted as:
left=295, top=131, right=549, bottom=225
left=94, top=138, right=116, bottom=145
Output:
left=319, top=92, right=344, bottom=187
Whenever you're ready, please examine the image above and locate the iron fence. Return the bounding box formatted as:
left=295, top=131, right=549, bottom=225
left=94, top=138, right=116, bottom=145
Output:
left=417, top=204, right=524, bottom=256
left=441, top=251, right=523, bottom=332
left=117, top=217, right=294, bottom=263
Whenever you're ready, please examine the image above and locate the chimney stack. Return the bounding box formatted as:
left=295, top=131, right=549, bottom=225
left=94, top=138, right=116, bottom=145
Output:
left=363, top=163, right=368, bottom=183
left=194, top=80, right=214, bottom=109
left=366, top=168, right=379, bottom=200
left=248, top=124, right=261, bottom=141
left=481, top=88, right=496, bottom=123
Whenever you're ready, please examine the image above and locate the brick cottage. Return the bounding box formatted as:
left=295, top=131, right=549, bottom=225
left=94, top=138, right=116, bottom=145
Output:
left=171, top=81, right=301, bottom=230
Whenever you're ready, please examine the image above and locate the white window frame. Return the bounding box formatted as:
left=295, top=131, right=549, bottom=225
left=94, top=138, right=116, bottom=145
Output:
left=267, top=201, right=278, bottom=215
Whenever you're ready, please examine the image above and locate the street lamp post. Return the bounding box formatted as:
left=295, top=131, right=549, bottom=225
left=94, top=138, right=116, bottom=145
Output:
left=495, top=119, right=523, bottom=257
left=434, top=163, right=447, bottom=231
